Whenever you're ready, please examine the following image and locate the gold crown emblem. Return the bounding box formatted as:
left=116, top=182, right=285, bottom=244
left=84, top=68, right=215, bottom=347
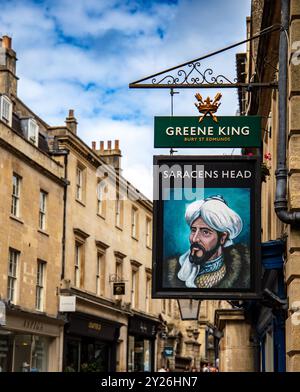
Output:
left=195, top=92, right=222, bottom=123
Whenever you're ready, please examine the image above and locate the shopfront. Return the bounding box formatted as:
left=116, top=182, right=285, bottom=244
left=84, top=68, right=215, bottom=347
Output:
left=63, top=312, right=121, bottom=372
left=257, top=240, right=286, bottom=372
left=0, top=308, right=64, bottom=372
left=127, top=315, right=158, bottom=372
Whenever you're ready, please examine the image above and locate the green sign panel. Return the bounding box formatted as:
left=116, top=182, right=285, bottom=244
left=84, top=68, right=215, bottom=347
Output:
left=154, top=116, right=261, bottom=148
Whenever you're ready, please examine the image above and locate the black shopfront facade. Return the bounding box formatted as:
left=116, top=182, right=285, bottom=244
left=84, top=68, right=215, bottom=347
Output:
left=63, top=312, right=121, bottom=372
left=127, top=315, right=159, bottom=372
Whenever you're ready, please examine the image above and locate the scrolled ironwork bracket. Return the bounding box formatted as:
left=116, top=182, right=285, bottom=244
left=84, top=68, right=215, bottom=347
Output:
left=129, top=24, right=281, bottom=90
left=109, top=274, right=127, bottom=283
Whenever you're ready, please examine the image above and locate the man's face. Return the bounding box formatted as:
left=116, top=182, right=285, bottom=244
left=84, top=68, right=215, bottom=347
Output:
left=189, top=217, right=227, bottom=265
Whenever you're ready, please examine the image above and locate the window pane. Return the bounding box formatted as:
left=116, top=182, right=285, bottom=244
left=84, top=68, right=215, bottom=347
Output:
left=131, top=209, right=136, bottom=237
left=74, top=245, right=81, bottom=287
left=77, top=168, right=82, bottom=186
left=76, top=168, right=82, bottom=200
left=13, top=176, right=18, bottom=195
left=8, top=250, right=18, bottom=277
left=36, top=286, right=41, bottom=309
left=7, top=277, right=15, bottom=302
left=97, top=183, right=102, bottom=214
left=11, top=175, right=20, bottom=217
left=11, top=197, right=16, bottom=215
left=115, top=199, right=121, bottom=226
left=75, top=245, right=80, bottom=267
left=13, top=335, right=32, bottom=372
left=39, top=212, right=44, bottom=230
left=131, top=271, right=136, bottom=308
left=37, top=262, right=44, bottom=285
left=3, top=99, right=10, bottom=120
left=127, top=336, right=135, bottom=372
left=36, top=262, right=45, bottom=310
left=96, top=254, right=100, bottom=295
left=31, top=336, right=49, bottom=372
left=40, top=192, right=46, bottom=212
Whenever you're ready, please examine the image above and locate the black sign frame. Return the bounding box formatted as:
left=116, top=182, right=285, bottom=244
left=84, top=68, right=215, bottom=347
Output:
left=113, top=282, right=125, bottom=295
left=152, top=155, right=261, bottom=300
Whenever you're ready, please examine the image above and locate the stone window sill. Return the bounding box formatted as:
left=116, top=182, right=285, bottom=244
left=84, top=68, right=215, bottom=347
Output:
left=38, top=229, right=49, bottom=237
left=10, top=215, right=24, bottom=224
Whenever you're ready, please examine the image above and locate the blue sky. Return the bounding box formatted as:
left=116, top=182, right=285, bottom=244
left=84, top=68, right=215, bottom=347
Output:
left=0, top=0, right=250, bottom=198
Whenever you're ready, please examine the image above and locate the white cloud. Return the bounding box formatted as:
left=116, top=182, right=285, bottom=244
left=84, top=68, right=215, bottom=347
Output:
left=1, top=0, right=251, bottom=198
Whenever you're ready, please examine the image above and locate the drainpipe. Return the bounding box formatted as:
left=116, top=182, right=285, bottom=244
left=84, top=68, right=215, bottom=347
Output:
left=274, top=0, right=300, bottom=224
left=51, top=150, right=70, bottom=279
left=61, top=151, right=69, bottom=279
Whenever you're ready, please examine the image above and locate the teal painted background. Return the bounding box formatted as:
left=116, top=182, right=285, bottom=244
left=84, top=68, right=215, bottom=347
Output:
left=163, top=188, right=251, bottom=259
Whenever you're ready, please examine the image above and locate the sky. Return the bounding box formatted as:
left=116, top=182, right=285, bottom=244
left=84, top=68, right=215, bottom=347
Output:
left=0, top=0, right=251, bottom=199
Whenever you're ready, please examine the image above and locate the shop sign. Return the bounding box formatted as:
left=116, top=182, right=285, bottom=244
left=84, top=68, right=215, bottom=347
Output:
left=59, top=295, right=76, bottom=312
left=0, top=301, right=6, bottom=326
left=23, top=319, right=44, bottom=332
left=164, top=346, right=174, bottom=357
left=154, top=116, right=261, bottom=148
left=113, top=282, right=125, bottom=295
left=152, top=155, right=261, bottom=300
left=129, top=317, right=158, bottom=337
left=67, top=314, right=121, bottom=341
left=88, top=322, right=102, bottom=332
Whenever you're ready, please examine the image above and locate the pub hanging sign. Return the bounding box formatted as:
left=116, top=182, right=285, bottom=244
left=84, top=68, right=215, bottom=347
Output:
left=155, top=93, right=261, bottom=148
left=152, top=155, right=261, bottom=300
left=113, top=282, right=125, bottom=295
left=154, top=115, right=261, bottom=148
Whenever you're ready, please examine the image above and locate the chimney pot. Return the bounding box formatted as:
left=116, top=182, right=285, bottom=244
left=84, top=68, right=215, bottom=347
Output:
left=92, top=141, right=96, bottom=150
left=115, top=140, right=119, bottom=149
left=107, top=140, right=112, bottom=149
left=2, top=35, right=12, bottom=49
left=100, top=141, right=104, bottom=151
left=65, top=109, right=77, bottom=134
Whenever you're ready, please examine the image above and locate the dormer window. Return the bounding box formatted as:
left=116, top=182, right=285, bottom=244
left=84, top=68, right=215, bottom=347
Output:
left=21, top=118, right=39, bottom=146
left=0, top=95, right=12, bottom=127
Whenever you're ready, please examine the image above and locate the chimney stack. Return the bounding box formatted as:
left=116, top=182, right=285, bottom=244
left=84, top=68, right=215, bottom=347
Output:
left=2, top=36, right=12, bottom=50
left=0, top=35, right=17, bottom=97
left=95, top=139, right=122, bottom=173
left=65, top=109, right=78, bottom=134
left=92, top=141, right=96, bottom=150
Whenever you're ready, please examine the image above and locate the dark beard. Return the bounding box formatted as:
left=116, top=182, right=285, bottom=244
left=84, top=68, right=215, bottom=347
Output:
left=189, top=240, right=221, bottom=266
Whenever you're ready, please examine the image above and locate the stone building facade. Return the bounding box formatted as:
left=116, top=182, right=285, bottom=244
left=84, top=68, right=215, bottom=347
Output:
left=0, top=34, right=162, bottom=372
left=0, top=35, right=213, bottom=372
left=0, top=35, right=65, bottom=372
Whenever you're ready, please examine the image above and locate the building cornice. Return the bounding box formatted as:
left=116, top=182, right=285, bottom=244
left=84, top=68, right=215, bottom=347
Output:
left=130, top=309, right=161, bottom=324
left=214, top=308, right=245, bottom=331
left=60, top=287, right=132, bottom=317
left=5, top=304, right=65, bottom=326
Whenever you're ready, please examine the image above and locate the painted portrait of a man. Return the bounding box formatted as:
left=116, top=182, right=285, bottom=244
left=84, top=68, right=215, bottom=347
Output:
left=164, top=195, right=250, bottom=289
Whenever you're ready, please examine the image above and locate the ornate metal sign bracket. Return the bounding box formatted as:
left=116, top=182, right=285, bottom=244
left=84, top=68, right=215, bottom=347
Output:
left=109, top=274, right=127, bottom=283
left=129, top=24, right=281, bottom=90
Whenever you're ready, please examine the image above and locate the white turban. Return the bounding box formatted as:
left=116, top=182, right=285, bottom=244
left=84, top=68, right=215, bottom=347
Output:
left=185, top=196, right=243, bottom=247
